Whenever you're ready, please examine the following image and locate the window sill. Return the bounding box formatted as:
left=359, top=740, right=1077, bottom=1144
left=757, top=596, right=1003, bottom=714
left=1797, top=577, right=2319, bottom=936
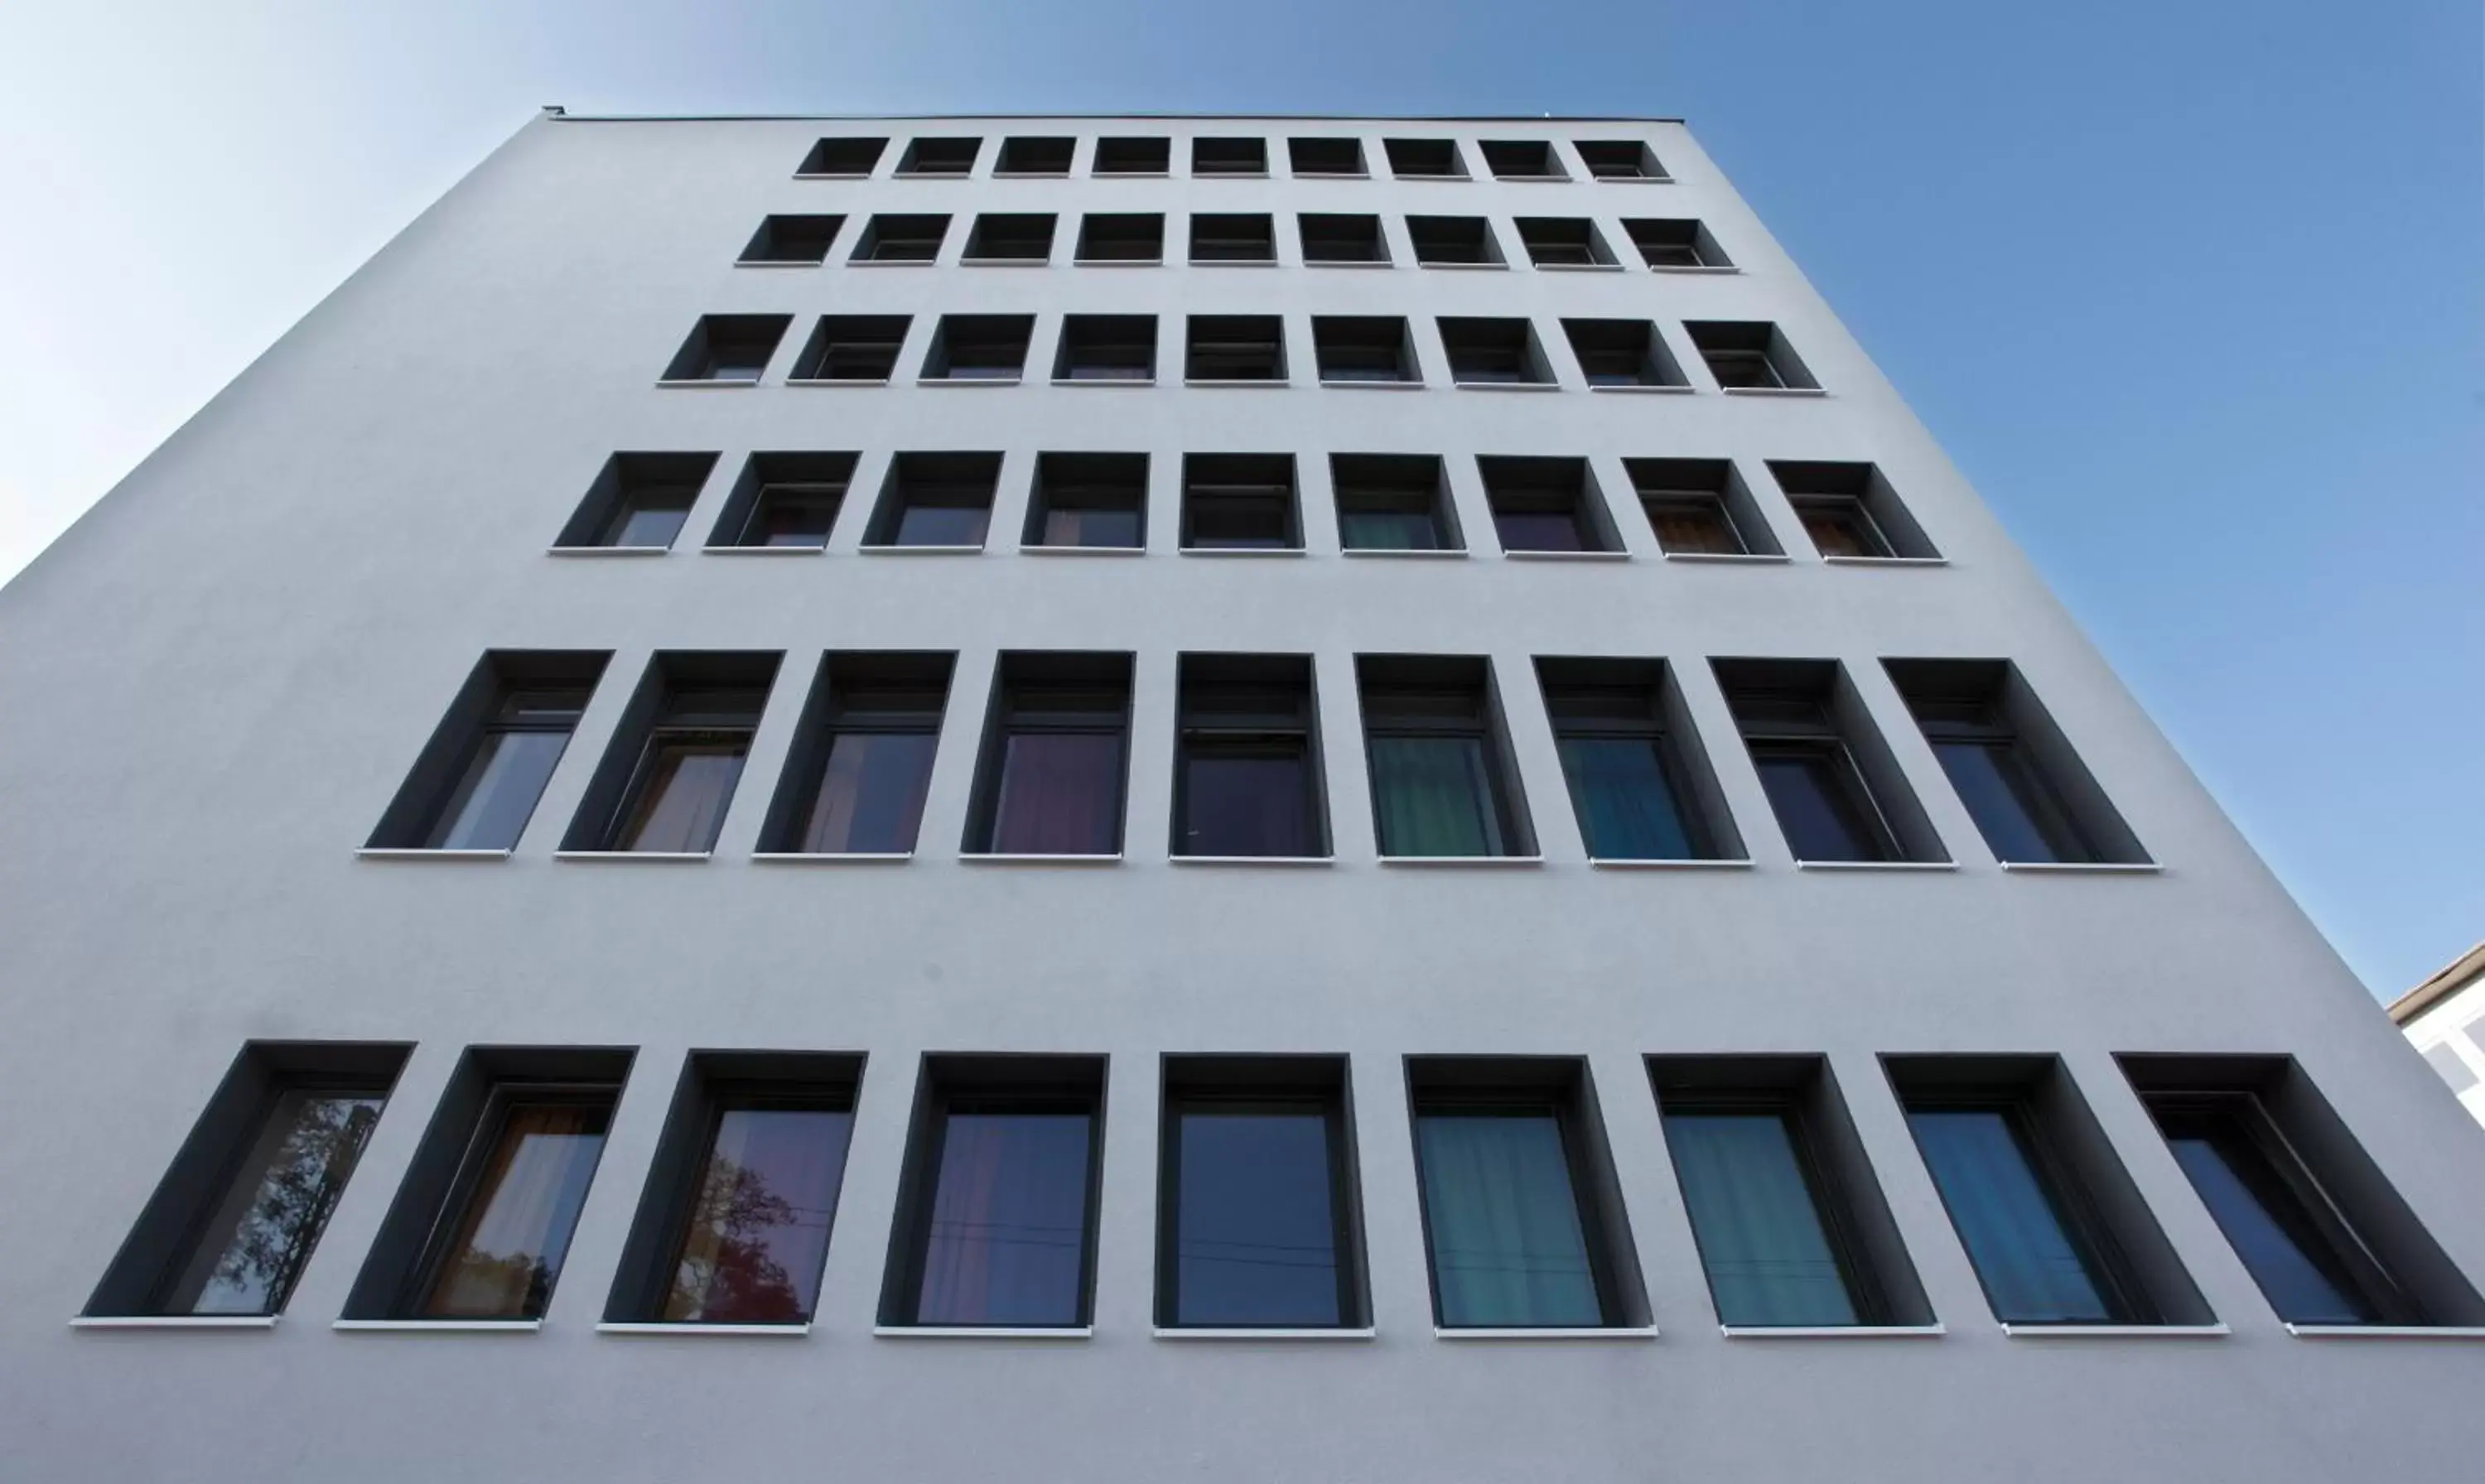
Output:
left=73, top=1314, right=280, bottom=1331
left=787, top=378, right=890, bottom=388
left=1723, top=1323, right=1945, bottom=1339
left=1662, top=551, right=1788, bottom=564
left=1436, top=1326, right=1657, bottom=1341
left=2001, top=1323, right=2228, bottom=1339
left=1184, top=378, right=1291, bottom=389
left=960, top=258, right=1051, bottom=268
left=1189, top=258, right=1280, bottom=268
left=958, top=852, right=1123, bottom=866
left=858, top=544, right=987, bottom=556
left=546, top=545, right=669, bottom=557
left=793, top=171, right=872, bottom=181
left=2286, top=1324, right=2485, bottom=1341
left=1291, top=172, right=1372, bottom=181
left=1192, top=171, right=1271, bottom=180
left=355, top=847, right=510, bottom=861
left=1492, top=175, right=1570, bottom=184
left=1793, top=859, right=1957, bottom=871
left=554, top=850, right=712, bottom=863
left=735, top=259, right=825, bottom=269
left=874, top=1325, right=1093, bottom=1340
left=1821, top=555, right=1947, bottom=567
left=1170, top=855, right=1335, bottom=867
left=1181, top=547, right=1306, bottom=558
left=1416, top=262, right=1509, bottom=271
left=1305, top=259, right=1394, bottom=269
left=333, top=1319, right=542, bottom=1333
left=1594, top=175, right=1675, bottom=185
left=1534, top=262, right=1626, bottom=273
left=1154, top=1326, right=1375, bottom=1341
left=1049, top=378, right=1156, bottom=388
left=654, top=378, right=760, bottom=389
left=1589, top=383, right=1694, bottom=394
left=1720, top=386, right=1826, bottom=398
left=1504, top=550, right=1629, bottom=561
left=1454, top=381, right=1561, bottom=393
left=1073, top=258, right=1165, bottom=268
left=991, top=171, right=1070, bottom=181
left=1019, top=544, right=1146, bottom=556
left=596, top=1322, right=810, bottom=1337
left=1999, top=860, right=2163, bottom=874
left=919, top=377, right=1024, bottom=388
left=702, top=544, right=827, bottom=556
left=1650, top=264, right=1740, bottom=274
left=848, top=258, right=937, bottom=268
left=1341, top=547, right=1466, bottom=559
left=1380, top=855, right=1545, bottom=869
left=751, top=851, right=913, bottom=865
left=1590, top=856, right=1754, bottom=870
left=1318, top=379, right=1426, bottom=391
left=1092, top=171, right=1171, bottom=179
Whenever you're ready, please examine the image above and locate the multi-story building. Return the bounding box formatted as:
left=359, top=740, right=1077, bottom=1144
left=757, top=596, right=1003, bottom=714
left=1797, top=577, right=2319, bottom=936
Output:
left=2396, top=942, right=2485, bottom=1132
left=2, top=111, right=2481, bottom=1482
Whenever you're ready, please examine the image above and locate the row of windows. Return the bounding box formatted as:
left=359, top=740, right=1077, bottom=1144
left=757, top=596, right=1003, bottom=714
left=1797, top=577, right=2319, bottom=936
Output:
left=738, top=210, right=1730, bottom=272
left=664, top=312, right=1817, bottom=393
left=793, top=132, right=1672, bottom=185
left=557, top=450, right=1927, bottom=561
left=368, top=650, right=2146, bottom=871
left=91, top=1043, right=2480, bottom=1337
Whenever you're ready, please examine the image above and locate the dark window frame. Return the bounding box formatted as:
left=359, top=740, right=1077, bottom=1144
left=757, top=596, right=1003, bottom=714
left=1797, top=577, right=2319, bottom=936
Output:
left=1024, top=451, right=1149, bottom=549
left=1356, top=656, right=1536, bottom=859
left=1538, top=660, right=1724, bottom=861
left=964, top=653, right=1135, bottom=856
left=369, top=650, right=610, bottom=852
left=1075, top=213, right=1166, bottom=264
left=759, top=652, right=954, bottom=856
left=1188, top=212, right=1277, bottom=264
left=1172, top=653, right=1327, bottom=859
left=1330, top=453, right=1461, bottom=553
left=398, top=1078, right=624, bottom=1321
left=796, top=136, right=888, bottom=178
left=961, top=213, right=1056, bottom=264
left=1180, top=455, right=1301, bottom=552
left=790, top=315, right=911, bottom=383
left=1185, top=316, right=1288, bottom=382
left=993, top=135, right=1074, bottom=176
left=1156, top=1058, right=1365, bottom=1329
left=738, top=214, right=845, bottom=266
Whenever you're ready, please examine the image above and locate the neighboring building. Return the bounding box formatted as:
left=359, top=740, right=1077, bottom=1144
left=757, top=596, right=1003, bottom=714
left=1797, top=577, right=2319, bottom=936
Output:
left=2394, top=942, right=2485, bottom=1130
left=2, top=111, right=2483, bottom=1482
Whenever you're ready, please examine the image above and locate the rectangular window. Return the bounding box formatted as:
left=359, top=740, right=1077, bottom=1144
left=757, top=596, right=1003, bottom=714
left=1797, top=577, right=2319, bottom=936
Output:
left=1025, top=451, right=1147, bottom=551
left=1075, top=213, right=1165, bottom=263
left=965, top=653, right=1132, bottom=856
left=1622, top=218, right=1730, bottom=268
left=791, top=315, right=910, bottom=383
left=863, top=451, right=1002, bottom=550
left=1439, top=317, right=1553, bottom=386
left=2121, top=1054, right=2485, bottom=1328
left=86, top=1042, right=409, bottom=1318
left=1407, top=215, right=1504, bottom=267
left=1189, top=212, right=1276, bottom=264
left=660, top=315, right=789, bottom=384
left=881, top=1056, right=1106, bottom=1328
left=706, top=451, right=854, bottom=550
left=994, top=135, right=1074, bottom=176
left=1537, top=657, right=1736, bottom=861
left=1407, top=1057, right=1644, bottom=1328
left=1886, top=659, right=2145, bottom=865
left=1715, top=658, right=1944, bottom=865
left=896, top=137, right=980, bottom=176
left=1185, top=315, right=1286, bottom=382
left=1181, top=453, right=1300, bottom=551
left=1357, top=655, right=1535, bottom=859
left=1160, top=1056, right=1365, bottom=1327
left=1093, top=135, right=1170, bottom=175
left=1286, top=137, right=1365, bottom=176
left=1299, top=212, right=1388, bottom=265
left=562, top=652, right=780, bottom=855
left=739, top=214, right=843, bottom=266
left=1383, top=137, right=1467, bottom=179
left=962, top=213, right=1054, bottom=263
left=1686, top=320, right=1819, bottom=391
left=1479, top=139, right=1566, bottom=180
left=1331, top=453, right=1461, bottom=552
left=1514, top=217, right=1616, bottom=268
left=1191, top=136, right=1267, bottom=176
left=368, top=650, right=609, bottom=852
left=1650, top=1055, right=1929, bottom=1329
left=1478, top=455, right=1620, bottom=554
left=921, top=315, right=1033, bottom=383
left=553, top=450, right=715, bottom=551
left=1053, top=315, right=1157, bottom=384
left=1312, top=316, right=1418, bottom=384
left=760, top=652, right=953, bottom=855
left=797, top=136, right=886, bottom=178
left=1576, top=140, right=1667, bottom=181
left=1560, top=319, right=1689, bottom=390
left=605, top=1052, right=861, bottom=1326
left=1625, top=457, right=1777, bottom=556
left=1175, top=653, right=1327, bottom=859
left=345, top=1048, right=632, bottom=1322
left=849, top=214, right=949, bottom=264
left=1768, top=460, right=1939, bottom=561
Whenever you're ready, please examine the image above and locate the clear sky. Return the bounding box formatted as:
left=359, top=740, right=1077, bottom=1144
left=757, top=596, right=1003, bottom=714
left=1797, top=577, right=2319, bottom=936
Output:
left=2, top=0, right=2477, bottom=996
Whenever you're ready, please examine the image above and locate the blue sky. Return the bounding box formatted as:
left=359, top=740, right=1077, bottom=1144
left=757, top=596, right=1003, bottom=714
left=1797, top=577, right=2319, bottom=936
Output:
left=2, top=0, right=2477, bottom=995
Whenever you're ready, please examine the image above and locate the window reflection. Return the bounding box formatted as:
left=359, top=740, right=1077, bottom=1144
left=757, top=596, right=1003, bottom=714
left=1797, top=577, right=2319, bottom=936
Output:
left=420, top=1092, right=614, bottom=1320
left=162, top=1089, right=386, bottom=1315
left=663, top=1105, right=854, bottom=1324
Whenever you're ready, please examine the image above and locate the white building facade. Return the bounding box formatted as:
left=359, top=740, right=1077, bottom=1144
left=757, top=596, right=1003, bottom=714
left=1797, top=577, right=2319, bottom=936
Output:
left=2396, top=943, right=2485, bottom=1132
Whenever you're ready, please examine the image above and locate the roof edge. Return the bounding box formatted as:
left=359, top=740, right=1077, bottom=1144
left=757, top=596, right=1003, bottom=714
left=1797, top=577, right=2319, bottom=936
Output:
left=537, top=108, right=1686, bottom=126
left=2389, top=940, right=2485, bottom=1024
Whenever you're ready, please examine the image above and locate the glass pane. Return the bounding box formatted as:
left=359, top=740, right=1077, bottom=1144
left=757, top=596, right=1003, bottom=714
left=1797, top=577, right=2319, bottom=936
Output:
left=1907, top=1108, right=2113, bottom=1323
left=1557, top=736, right=1696, bottom=860
left=1416, top=1111, right=1603, bottom=1327
left=992, top=731, right=1124, bottom=854
left=916, top=1111, right=1093, bottom=1325
left=2160, top=1111, right=2378, bottom=1325
left=1665, top=1111, right=1858, bottom=1326
left=606, top=504, right=689, bottom=548
left=163, top=1090, right=386, bottom=1315
left=1647, top=500, right=1742, bottom=555
left=1753, top=746, right=1883, bottom=862
left=1045, top=507, right=1143, bottom=548
left=1493, top=510, right=1586, bottom=552
left=1934, top=740, right=2081, bottom=864
left=802, top=730, right=938, bottom=854
left=1180, top=746, right=1312, bottom=857
left=429, top=729, right=569, bottom=850
left=663, top=1106, right=854, bottom=1323
left=616, top=737, right=748, bottom=852
left=1369, top=735, right=1502, bottom=856
left=1800, top=504, right=1882, bottom=557
left=422, top=1098, right=612, bottom=1319
left=1339, top=508, right=1440, bottom=551
left=894, top=504, right=989, bottom=547
left=1174, top=1108, right=1342, bottom=1326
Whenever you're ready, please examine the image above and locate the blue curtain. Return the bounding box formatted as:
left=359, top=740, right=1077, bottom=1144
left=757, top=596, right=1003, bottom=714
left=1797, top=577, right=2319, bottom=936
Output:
left=1666, top=1111, right=1858, bottom=1326
left=1416, top=1113, right=1603, bottom=1326
left=1558, top=737, right=1695, bottom=860
left=1908, top=1109, right=2111, bottom=1323
left=1371, top=736, right=1501, bottom=856
left=917, top=1112, right=1093, bottom=1325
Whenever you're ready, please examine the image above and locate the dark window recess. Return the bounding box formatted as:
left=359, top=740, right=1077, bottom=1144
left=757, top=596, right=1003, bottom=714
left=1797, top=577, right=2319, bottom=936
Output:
left=760, top=652, right=953, bottom=855
left=1160, top=1056, right=1365, bottom=1327
left=1287, top=137, right=1365, bottom=176
left=1054, top=315, right=1157, bottom=383
left=995, top=135, right=1074, bottom=175
left=1093, top=135, right=1171, bottom=174
left=1560, top=319, right=1686, bottom=390
left=797, top=136, right=887, bottom=177
left=791, top=315, right=910, bottom=382
left=1186, top=316, right=1286, bottom=381
left=1576, top=140, right=1667, bottom=181
left=1889, top=1055, right=2211, bottom=1327
left=1686, top=320, right=1819, bottom=390
left=1357, top=655, right=1535, bottom=858
left=564, top=652, right=779, bottom=854
left=1332, top=453, right=1460, bottom=552
left=368, top=649, right=609, bottom=852
left=896, top=136, right=980, bottom=176
left=963, top=213, right=1055, bottom=263
left=1299, top=213, right=1388, bottom=264
left=739, top=214, right=843, bottom=265
left=865, top=452, right=1001, bottom=548
left=922, top=316, right=1033, bottom=382
left=1025, top=452, right=1147, bottom=550
left=1650, top=1055, right=1931, bottom=1328
left=1478, top=455, right=1617, bottom=553
left=1313, top=316, right=1418, bottom=383
left=881, top=1056, right=1107, bottom=1327
left=85, top=1042, right=409, bottom=1318
left=1408, top=215, right=1503, bottom=266
left=1537, top=657, right=1735, bottom=861
left=1189, top=213, right=1276, bottom=263
left=2121, top=1053, right=2485, bottom=1328
left=554, top=450, right=714, bottom=551
left=1175, top=653, right=1327, bottom=859
left=1182, top=454, right=1300, bottom=551
left=965, top=653, right=1132, bottom=855
left=1480, top=139, right=1566, bottom=180
left=1440, top=317, right=1551, bottom=386
left=1626, top=456, right=1777, bottom=556
left=1887, top=659, right=2145, bottom=865
left=707, top=451, right=854, bottom=550
left=1622, top=218, right=1729, bottom=268
left=661, top=315, right=789, bottom=384
left=1715, top=658, right=1942, bottom=865
left=1406, top=1057, right=1644, bottom=1328
left=343, top=1047, right=631, bottom=1322
left=1514, top=217, right=1614, bottom=267
left=604, top=1053, right=861, bottom=1325
left=1384, top=137, right=1467, bottom=178
left=1076, top=213, right=1165, bottom=263
left=1192, top=136, right=1267, bottom=175
left=850, top=214, right=949, bottom=264
left=1768, top=460, right=1938, bottom=561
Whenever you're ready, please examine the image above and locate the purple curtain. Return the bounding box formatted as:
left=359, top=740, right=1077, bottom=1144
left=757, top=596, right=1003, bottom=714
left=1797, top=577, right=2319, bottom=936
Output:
left=992, top=732, right=1122, bottom=853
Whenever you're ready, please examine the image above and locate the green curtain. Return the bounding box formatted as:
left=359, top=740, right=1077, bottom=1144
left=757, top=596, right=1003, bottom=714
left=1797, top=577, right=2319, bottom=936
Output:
left=1666, top=1111, right=1858, bottom=1326
left=1416, top=1113, right=1603, bottom=1326
left=1371, top=736, right=1500, bottom=855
